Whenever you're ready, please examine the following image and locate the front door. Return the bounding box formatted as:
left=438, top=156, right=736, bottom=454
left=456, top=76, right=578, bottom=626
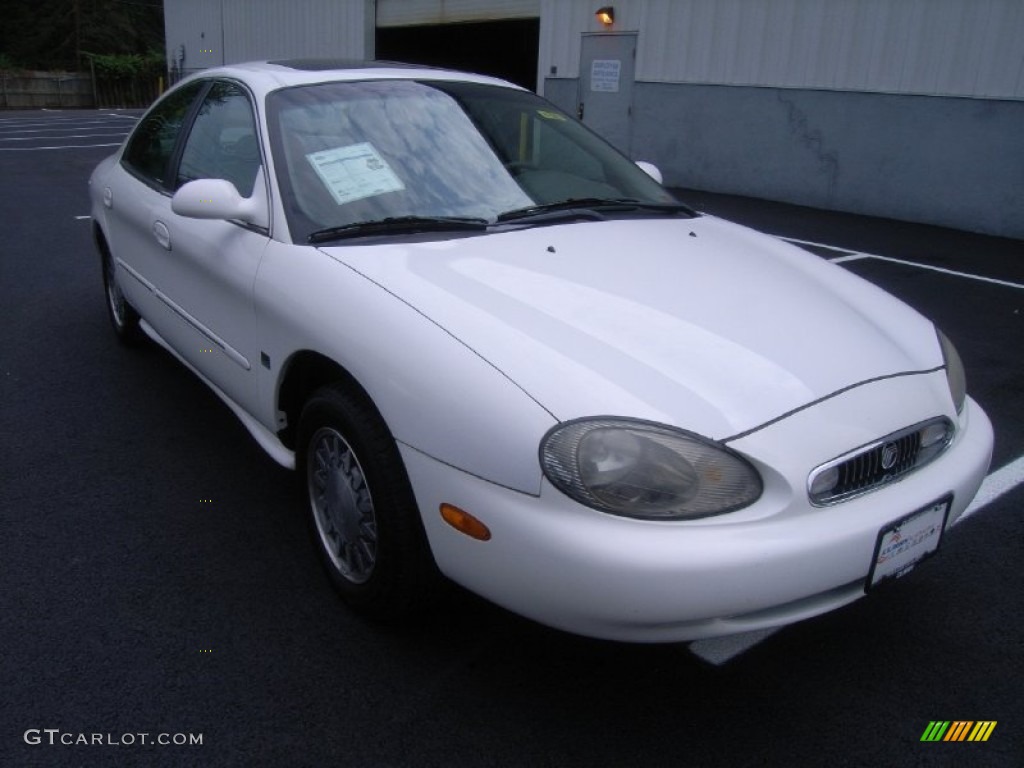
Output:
left=578, top=33, right=637, bottom=155
left=157, top=79, right=268, bottom=418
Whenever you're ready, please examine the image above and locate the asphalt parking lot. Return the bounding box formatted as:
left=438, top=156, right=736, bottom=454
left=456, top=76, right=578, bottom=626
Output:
left=1, top=109, right=1021, bottom=768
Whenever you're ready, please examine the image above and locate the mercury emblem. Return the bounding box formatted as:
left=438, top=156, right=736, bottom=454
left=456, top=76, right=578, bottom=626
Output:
left=880, top=442, right=899, bottom=471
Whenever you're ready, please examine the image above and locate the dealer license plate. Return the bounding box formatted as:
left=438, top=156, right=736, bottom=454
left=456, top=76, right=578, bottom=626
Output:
left=867, top=497, right=951, bottom=590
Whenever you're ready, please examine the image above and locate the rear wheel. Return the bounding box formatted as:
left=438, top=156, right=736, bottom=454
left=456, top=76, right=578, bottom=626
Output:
left=297, top=383, right=437, bottom=620
left=100, top=242, right=143, bottom=346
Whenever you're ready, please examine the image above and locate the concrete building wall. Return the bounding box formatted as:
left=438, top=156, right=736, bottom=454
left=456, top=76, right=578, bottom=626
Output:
left=629, top=83, right=1024, bottom=239
left=539, top=0, right=1024, bottom=239
left=164, top=0, right=374, bottom=77
left=377, top=0, right=539, bottom=27
left=540, top=0, right=1024, bottom=100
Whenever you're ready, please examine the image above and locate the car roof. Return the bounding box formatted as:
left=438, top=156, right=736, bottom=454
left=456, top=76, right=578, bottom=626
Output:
left=178, top=59, right=527, bottom=101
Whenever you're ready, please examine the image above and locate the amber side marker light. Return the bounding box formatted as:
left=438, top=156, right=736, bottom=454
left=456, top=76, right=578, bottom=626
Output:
left=440, top=504, right=492, bottom=541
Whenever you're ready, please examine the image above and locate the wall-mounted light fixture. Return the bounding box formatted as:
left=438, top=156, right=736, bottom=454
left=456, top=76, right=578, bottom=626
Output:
left=596, top=6, right=615, bottom=27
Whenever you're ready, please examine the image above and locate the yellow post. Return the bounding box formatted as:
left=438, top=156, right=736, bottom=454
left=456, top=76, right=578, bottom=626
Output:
left=519, top=112, right=529, bottom=162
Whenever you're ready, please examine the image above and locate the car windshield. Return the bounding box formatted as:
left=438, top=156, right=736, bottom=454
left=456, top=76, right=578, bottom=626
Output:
left=266, top=79, right=681, bottom=243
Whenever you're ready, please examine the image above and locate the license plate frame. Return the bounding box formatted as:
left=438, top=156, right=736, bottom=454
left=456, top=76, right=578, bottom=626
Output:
left=866, top=496, right=952, bottom=591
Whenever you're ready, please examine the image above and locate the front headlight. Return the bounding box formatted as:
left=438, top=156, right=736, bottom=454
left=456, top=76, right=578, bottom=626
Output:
left=540, top=418, right=763, bottom=520
left=937, top=329, right=966, bottom=414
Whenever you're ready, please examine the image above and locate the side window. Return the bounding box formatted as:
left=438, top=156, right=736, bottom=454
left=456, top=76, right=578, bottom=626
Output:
left=122, top=81, right=205, bottom=189
left=177, top=81, right=261, bottom=197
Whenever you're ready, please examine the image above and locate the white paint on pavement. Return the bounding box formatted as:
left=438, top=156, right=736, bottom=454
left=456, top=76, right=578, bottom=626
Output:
left=0, top=133, right=128, bottom=142
left=781, top=236, right=1024, bottom=290
left=859, top=253, right=1024, bottom=291
left=688, top=629, right=780, bottom=666
left=0, top=143, right=122, bottom=151
left=959, top=454, right=1024, bottom=522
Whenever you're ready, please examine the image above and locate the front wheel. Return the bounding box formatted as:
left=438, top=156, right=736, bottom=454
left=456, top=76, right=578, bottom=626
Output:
left=100, top=243, right=142, bottom=346
left=297, top=384, right=438, bottom=620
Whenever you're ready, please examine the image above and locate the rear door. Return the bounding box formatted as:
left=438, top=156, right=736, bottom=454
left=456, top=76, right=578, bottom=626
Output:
left=104, top=80, right=206, bottom=329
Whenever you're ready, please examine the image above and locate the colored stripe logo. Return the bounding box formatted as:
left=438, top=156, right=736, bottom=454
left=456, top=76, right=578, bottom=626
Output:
left=921, top=721, right=997, bottom=742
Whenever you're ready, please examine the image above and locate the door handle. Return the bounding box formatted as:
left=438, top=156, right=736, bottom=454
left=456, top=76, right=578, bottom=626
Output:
left=153, top=220, right=171, bottom=251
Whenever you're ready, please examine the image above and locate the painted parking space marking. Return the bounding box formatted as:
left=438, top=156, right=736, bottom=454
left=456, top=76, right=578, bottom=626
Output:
left=0, top=143, right=123, bottom=151
left=826, top=253, right=872, bottom=264
left=856, top=253, right=1024, bottom=290
left=782, top=236, right=1024, bottom=290
left=0, top=113, right=136, bottom=152
left=689, top=455, right=1022, bottom=665
left=960, top=454, right=1024, bottom=522
left=0, top=120, right=131, bottom=129
left=687, top=629, right=778, bottom=666
left=0, top=119, right=134, bottom=129
left=0, top=126, right=131, bottom=134
left=0, top=126, right=128, bottom=134
left=0, top=133, right=129, bottom=142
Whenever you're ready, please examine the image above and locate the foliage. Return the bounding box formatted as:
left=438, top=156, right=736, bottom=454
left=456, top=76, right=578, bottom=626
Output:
left=86, top=51, right=165, bottom=80
left=0, top=53, right=20, bottom=72
left=0, top=0, right=164, bottom=72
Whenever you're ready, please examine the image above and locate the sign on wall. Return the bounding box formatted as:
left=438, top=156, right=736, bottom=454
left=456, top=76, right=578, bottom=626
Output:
left=589, top=59, right=621, bottom=92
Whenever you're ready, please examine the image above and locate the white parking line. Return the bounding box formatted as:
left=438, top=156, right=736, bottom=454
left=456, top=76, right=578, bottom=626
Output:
left=0, top=143, right=122, bottom=151
left=0, top=119, right=132, bottom=130
left=782, top=236, right=1024, bottom=290
left=857, top=253, right=1024, bottom=291
left=959, top=454, right=1024, bottom=521
left=687, top=629, right=779, bottom=666
left=0, top=127, right=130, bottom=135
left=827, top=253, right=871, bottom=264
left=783, top=236, right=856, bottom=252
left=0, top=133, right=128, bottom=142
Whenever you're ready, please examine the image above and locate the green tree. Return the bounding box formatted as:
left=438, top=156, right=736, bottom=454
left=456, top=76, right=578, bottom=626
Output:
left=0, top=0, right=164, bottom=71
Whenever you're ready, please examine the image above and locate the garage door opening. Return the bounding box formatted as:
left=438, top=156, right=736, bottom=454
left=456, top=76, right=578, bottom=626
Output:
left=376, top=18, right=539, bottom=91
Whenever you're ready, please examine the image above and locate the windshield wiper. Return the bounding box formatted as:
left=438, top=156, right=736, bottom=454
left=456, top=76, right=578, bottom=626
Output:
left=309, top=215, right=489, bottom=244
left=496, top=198, right=696, bottom=223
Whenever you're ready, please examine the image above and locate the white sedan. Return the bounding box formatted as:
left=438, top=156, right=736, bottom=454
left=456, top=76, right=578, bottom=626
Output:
left=89, top=60, right=993, bottom=642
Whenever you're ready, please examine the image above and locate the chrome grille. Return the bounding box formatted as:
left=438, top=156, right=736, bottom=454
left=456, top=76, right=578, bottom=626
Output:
left=808, top=417, right=954, bottom=506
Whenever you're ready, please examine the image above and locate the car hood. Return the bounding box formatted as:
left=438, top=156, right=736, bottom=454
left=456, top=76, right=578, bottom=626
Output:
left=321, top=215, right=944, bottom=439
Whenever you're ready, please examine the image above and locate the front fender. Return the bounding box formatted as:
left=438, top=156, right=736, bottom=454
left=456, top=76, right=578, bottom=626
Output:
left=255, top=240, right=556, bottom=494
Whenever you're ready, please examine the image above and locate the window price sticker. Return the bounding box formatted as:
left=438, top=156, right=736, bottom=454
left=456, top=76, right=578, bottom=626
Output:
left=306, top=142, right=405, bottom=205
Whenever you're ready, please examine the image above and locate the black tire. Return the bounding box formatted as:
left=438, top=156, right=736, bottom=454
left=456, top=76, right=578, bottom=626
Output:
left=297, top=383, right=438, bottom=621
left=100, top=241, right=143, bottom=346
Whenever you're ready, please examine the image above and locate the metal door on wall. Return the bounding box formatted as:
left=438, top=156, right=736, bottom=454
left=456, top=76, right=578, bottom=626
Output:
left=578, top=33, right=636, bottom=155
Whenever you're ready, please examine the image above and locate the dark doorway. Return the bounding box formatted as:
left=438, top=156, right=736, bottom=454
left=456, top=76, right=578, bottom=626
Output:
left=375, top=18, right=540, bottom=91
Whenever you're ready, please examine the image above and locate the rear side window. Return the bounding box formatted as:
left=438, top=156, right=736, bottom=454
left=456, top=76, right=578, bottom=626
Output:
left=122, top=81, right=205, bottom=189
left=177, top=81, right=261, bottom=196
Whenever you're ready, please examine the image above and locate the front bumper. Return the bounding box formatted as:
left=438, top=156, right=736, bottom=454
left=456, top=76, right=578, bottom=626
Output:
left=401, top=393, right=993, bottom=643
